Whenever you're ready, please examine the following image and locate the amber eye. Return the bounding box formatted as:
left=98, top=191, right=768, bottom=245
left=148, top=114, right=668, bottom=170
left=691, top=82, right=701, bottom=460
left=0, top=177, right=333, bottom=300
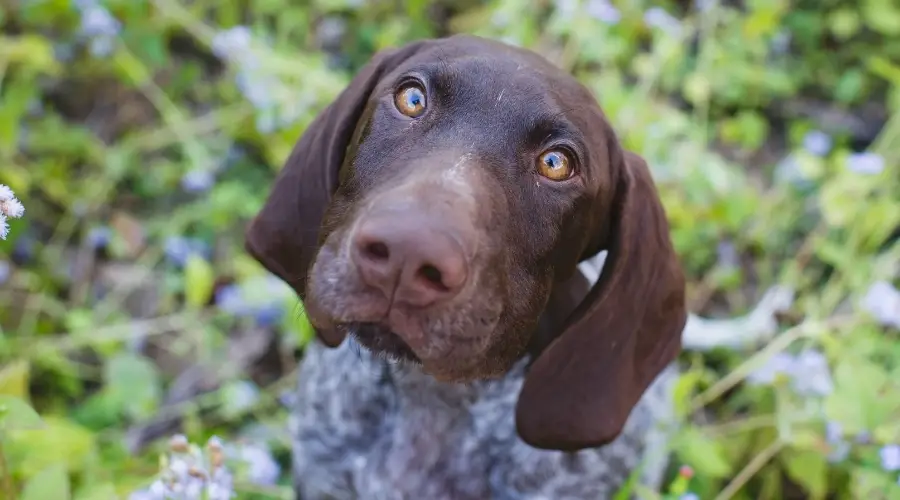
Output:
left=394, top=84, right=427, bottom=118
left=537, top=150, right=574, bottom=181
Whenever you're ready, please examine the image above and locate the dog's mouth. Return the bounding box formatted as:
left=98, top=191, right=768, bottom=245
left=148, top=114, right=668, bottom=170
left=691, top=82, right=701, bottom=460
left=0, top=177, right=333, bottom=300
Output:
left=341, top=321, right=421, bottom=363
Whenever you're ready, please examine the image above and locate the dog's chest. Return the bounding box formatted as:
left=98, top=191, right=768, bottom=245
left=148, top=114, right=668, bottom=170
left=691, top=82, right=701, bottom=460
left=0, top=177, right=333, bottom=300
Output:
left=288, top=340, right=675, bottom=500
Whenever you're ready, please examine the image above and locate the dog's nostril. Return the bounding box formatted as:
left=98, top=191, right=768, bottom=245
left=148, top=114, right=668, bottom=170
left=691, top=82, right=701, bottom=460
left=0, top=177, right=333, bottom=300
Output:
left=363, top=241, right=390, bottom=261
left=417, top=264, right=449, bottom=291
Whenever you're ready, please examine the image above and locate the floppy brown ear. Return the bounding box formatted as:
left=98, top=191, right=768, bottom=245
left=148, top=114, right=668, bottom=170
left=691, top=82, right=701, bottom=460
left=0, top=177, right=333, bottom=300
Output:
left=244, top=40, right=432, bottom=347
left=515, top=138, right=687, bottom=451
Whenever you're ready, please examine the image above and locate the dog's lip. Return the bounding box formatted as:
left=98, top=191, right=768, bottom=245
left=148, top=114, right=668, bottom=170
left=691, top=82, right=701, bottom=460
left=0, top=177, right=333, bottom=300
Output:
left=342, top=321, right=421, bottom=363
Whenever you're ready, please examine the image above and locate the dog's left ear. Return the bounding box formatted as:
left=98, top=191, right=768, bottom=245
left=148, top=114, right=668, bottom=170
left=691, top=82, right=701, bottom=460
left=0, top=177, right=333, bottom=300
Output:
left=515, top=127, right=687, bottom=451
left=244, top=40, right=433, bottom=346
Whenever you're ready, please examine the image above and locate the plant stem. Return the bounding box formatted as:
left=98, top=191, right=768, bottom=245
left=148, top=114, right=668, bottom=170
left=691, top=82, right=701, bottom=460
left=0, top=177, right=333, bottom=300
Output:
left=0, top=431, right=16, bottom=500
left=714, top=439, right=785, bottom=500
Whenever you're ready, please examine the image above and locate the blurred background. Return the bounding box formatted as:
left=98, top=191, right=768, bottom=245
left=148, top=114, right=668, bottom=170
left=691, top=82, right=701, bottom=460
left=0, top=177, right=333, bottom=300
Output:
left=0, top=0, right=899, bottom=498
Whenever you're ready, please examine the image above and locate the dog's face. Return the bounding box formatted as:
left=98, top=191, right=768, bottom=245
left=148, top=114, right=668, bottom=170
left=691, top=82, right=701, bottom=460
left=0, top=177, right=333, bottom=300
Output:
left=246, top=35, right=687, bottom=451
left=306, top=45, right=609, bottom=383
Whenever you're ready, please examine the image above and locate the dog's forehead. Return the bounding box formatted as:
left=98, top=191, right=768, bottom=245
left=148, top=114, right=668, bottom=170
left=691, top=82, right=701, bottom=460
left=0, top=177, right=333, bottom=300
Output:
left=430, top=51, right=577, bottom=99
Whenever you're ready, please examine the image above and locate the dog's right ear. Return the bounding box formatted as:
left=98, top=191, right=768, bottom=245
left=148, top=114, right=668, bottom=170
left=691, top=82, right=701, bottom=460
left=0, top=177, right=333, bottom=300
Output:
left=245, top=40, right=433, bottom=346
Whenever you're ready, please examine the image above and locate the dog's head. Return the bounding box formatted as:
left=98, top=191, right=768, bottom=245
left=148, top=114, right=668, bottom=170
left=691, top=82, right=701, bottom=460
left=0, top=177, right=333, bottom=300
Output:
left=245, top=35, right=686, bottom=451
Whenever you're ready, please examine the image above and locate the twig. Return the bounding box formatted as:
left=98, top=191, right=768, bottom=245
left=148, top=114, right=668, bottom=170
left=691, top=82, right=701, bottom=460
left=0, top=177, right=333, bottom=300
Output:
left=713, top=439, right=785, bottom=500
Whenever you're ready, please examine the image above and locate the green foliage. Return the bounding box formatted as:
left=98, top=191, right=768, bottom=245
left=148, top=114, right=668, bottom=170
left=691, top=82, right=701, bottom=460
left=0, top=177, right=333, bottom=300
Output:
left=1, top=0, right=899, bottom=498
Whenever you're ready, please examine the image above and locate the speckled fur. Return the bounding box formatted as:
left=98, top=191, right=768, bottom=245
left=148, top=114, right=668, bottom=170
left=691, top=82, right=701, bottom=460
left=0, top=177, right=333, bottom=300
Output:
left=288, top=258, right=680, bottom=500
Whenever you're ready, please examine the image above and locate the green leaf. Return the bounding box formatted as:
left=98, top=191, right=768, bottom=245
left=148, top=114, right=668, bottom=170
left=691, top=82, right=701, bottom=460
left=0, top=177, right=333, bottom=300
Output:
left=672, top=369, right=703, bottom=417
left=6, top=417, right=95, bottom=477
left=673, top=426, right=733, bottom=479
left=863, top=0, right=900, bottom=35
left=104, top=352, right=161, bottom=420
left=781, top=449, right=828, bottom=499
left=825, top=357, right=896, bottom=433
left=829, top=9, right=862, bottom=39
left=21, top=463, right=71, bottom=500
left=184, top=253, right=215, bottom=308
left=0, top=395, right=44, bottom=430
left=0, top=360, right=30, bottom=399
left=73, top=482, right=118, bottom=500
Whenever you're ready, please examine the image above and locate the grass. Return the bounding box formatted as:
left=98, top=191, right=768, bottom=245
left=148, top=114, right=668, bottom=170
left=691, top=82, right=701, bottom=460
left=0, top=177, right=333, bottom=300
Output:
left=1, top=0, right=899, bottom=498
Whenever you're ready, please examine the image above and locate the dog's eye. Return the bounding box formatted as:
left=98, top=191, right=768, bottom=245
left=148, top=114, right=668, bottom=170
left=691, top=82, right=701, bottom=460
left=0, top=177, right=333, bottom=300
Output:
left=394, top=84, right=427, bottom=118
left=537, top=150, right=573, bottom=181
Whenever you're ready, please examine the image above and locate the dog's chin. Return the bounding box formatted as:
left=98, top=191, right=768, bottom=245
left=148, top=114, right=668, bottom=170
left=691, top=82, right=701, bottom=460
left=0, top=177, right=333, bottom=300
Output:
left=339, top=321, right=497, bottom=382
left=344, top=322, right=421, bottom=364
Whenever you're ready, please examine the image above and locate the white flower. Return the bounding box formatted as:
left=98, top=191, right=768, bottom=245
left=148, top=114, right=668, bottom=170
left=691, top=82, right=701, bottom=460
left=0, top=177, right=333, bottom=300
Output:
left=0, top=184, right=25, bottom=240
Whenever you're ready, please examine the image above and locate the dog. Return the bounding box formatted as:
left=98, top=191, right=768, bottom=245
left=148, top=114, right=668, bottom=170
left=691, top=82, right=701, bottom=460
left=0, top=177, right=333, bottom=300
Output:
left=245, top=34, right=791, bottom=499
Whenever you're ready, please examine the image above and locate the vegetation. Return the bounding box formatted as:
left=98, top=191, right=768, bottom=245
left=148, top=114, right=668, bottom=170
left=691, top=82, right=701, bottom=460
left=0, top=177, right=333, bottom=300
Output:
left=1, top=0, right=899, bottom=498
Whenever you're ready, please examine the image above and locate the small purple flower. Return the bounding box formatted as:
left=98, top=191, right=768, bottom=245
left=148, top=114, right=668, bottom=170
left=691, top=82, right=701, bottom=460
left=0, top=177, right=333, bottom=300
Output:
left=211, top=26, right=253, bottom=61
left=128, top=487, right=162, bottom=500
left=163, top=236, right=209, bottom=267
left=215, top=284, right=249, bottom=316
left=855, top=430, right=872, bottom=444
left=78, top=4, right=120, bottom=37
left=881, top=444, right=900, bottom=471
left=790, top=348, right=833, bottom=397
left=586, top=0, right=621, bottom=24
left=825, top=421, right=843, bottom=443
left=824, top=420, right=851, bottom=462
left=694, top=0, right=715, bottom=12
left=237, top=443, right=281, bottom=486
left=774, top=153, right=812, bottom=188
left=747, top=348, right=833, bottom=398
left=860, top=281, right=900, bottom=329
left=746, top=351, right=795, bottom=385
left=181, top=169, right=215, bottom=193
left=680, top=493, right=700, bottom=500
left=878, top=444, right=900, bottom=472
left=223, top=380, right=260, bottom=417
left=644, top=7, right=683, bottom=36
left=278, top=389, right=297, bottom=409
left=254, top=304, right=284, bottom=327
left=802, top=130, right=832, bottom=157
left=216, top=280, right=286, bottom=326
left=555, top=0, right=578, bottom=18
left=770, top=30, right=792, bottom=55
left=75, top=1, right=121, bottom=58
left=86, top=226, right=112, bottom=249
left=716, top=240, right=739, bottom=270
left=0, top=260, right=10, bottom=285
left=89, top=37, right=116, bottom=58
left=847, top=152, right=885, bottom=175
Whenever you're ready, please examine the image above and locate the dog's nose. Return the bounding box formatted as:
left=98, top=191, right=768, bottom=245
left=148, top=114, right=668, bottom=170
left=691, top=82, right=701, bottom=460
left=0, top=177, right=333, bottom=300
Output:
left=351, top=215, right=469, bottom=307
